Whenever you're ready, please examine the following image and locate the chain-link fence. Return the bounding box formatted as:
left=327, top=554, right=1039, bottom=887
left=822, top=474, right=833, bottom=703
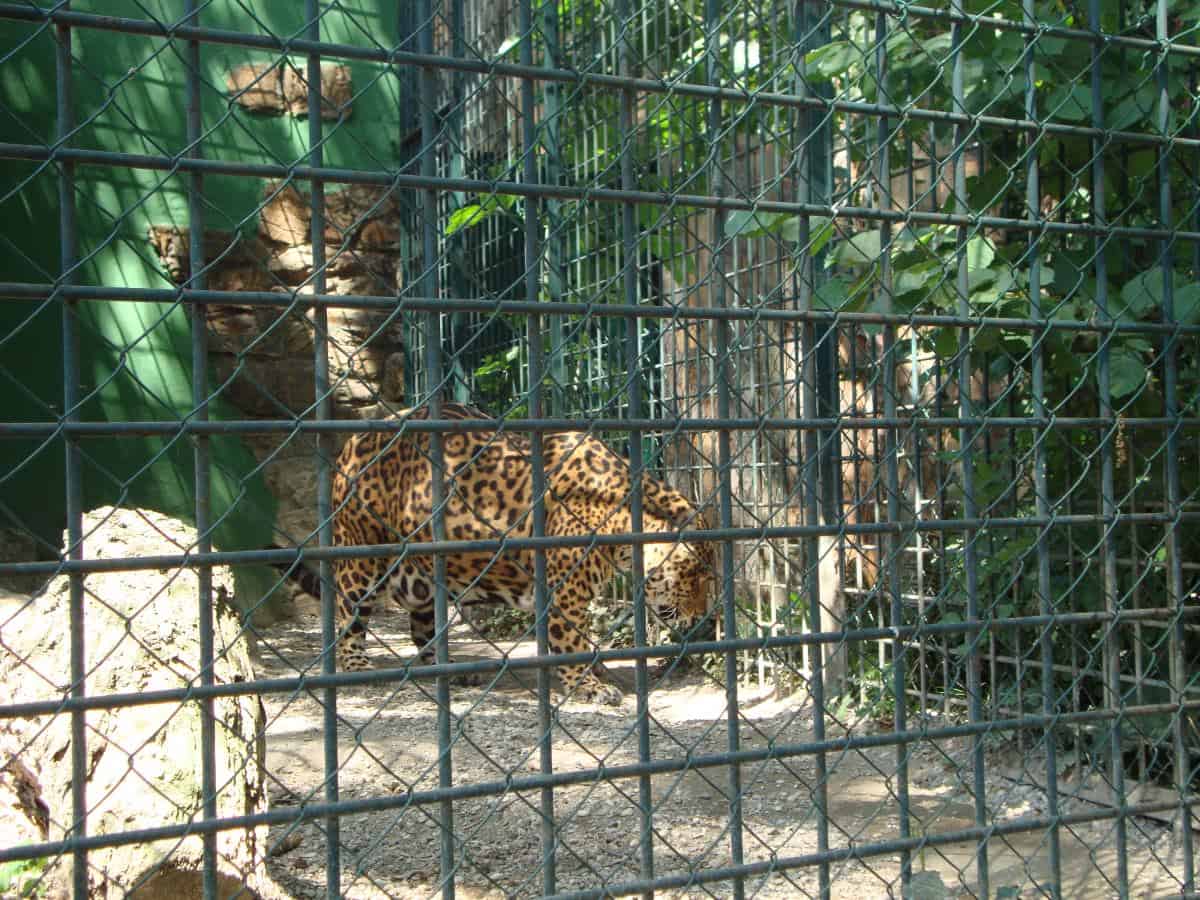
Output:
left=2, top=0, right=1200, bottom=897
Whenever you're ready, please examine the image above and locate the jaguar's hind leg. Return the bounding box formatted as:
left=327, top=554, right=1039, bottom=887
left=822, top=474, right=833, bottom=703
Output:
left=388, top=558, right=482, bottom=685
left=387, top=558, right=437, bottom=662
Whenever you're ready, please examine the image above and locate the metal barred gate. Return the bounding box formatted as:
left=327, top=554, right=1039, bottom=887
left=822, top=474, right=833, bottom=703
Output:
left=1, top=0, right=1199, bottom=897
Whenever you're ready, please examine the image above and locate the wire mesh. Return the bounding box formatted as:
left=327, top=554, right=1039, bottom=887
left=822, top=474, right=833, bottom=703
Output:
left=1, top=1, right=1199, bottom=898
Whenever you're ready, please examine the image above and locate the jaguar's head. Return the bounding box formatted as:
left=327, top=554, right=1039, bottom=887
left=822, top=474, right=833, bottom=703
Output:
left=643, top=536, right=715, bottom=622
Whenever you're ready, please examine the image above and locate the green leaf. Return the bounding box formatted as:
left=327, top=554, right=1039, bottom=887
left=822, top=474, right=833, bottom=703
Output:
left=0, top=859, right=43, bottom=897
left=973, top=325, right=1001, bottom=352
left=724, top=209, right=781, bottom=239
left=920, top=32, right=955, bottom=60
left=812, top=279, right=846, bottom=311
left=894, top=259, right=941, bottom=297
left=445, top=203, right=488, bottom=237
left=804, top=41, right=857, bottom=81
left=1120, top=267, right=1166, bottom=317
left=932, top=326, right=958, bottom=357
left=829, top=231, right=882, bottom=266
left=1051, top=298, right=1079, bottom=321
left=1109, top=348, right=1148, bottom=398
left=1039, top=36, right=1069, bottom=57
left=444, top=194, right=518, bottom=237
left=723, top=211, right=833, bottom=251
left=970, top=267, right=1014, bottom=311
left=965, top=167, right=1010, bottom=211
left=1125, top=149, right=1157, bottom=179
left=1052, top=259, right=1085, bottom=296
left=1109, top=85, right=1156, bottom=131
left=966, top=235, right=995, bottom=271
left=1047, top=83, right=1092, bottom=122
left=806, top=216, right=835, bottom=255
left=495, top=34, right=521, bottom=57
left=1174, top=283, right=1200, bottom=324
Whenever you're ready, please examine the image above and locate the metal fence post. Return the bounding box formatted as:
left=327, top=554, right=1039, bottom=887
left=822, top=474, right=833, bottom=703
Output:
left=797, top=3, right=834, bottom=896
left=519, top=1, right=557, bottom=893
left=54, top=3, right=87, bottom=897
left=949, top=3, right=990, bottom=894
left=615, top=0, right=654, bottom=894
left=416, top=2, right=458, bottom=894
left=304, top=3, right=342, bottom=897
left=1156, top=0, right=1196, bottom=884
left=543, top=0, right=566, bottom=416
left=183, top=3, right=218, bottom=897
left=1023, top=2, right=1064, bottom=896
left=1086, top=0, right=1130, bottom=893
left=872, top=11, right=913, bottom=896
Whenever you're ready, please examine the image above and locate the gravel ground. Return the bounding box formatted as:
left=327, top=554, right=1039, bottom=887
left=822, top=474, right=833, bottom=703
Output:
left=253, top=603, right=1188, bottom=899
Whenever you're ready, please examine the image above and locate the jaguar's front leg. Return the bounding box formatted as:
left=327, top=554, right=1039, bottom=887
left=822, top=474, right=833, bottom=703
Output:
left=333, top=558, right=381, bottom=672
left=545, top=550, right=623, bottom=706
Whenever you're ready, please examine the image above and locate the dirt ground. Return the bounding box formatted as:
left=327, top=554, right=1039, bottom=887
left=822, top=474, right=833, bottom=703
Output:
left=254, top=605, right=1188, bottom=899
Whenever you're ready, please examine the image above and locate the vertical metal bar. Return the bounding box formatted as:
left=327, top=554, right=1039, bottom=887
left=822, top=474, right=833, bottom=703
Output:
left=1130, top=445, right=1147, bottom=783
left=184, top=3, right=217, bottom=897
left=705, top=2, right=744, bottom=896
left=911, top=324, right=928, bottom=722
left=446, top=0, right=469, bottom=403
left=1087, top=1, right=1129, bottom=894
left=930, top=308, right=951, bottom=718
left=521, top=1, right=555, bottom=893
left=873, top=10, right=911, bottom=896
left=306, top=3, right=340, bottom=897
left=1194, top=63, right=1200, bottom=282
left=616, top=0, right=653, bottom=894
left=1156, top=0, right=1195, bottom=881
left=797, top=3, right=831, bottom=896
left=949, top=4, right=989, bottom=895
left=55, top=5, right=86, bottom=898
left=1023, top=4, right=1064, bottom=897
left=543, top=0, right=566, bottom=415
left=419, top=1, right=457, bottom=894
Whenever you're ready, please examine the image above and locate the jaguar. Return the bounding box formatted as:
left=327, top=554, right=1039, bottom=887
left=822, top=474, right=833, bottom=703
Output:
left=326, top=402, right=714, bottom=704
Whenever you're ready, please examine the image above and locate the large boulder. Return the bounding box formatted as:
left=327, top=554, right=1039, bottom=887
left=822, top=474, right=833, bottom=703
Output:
left=0, top=507, right=273, bottom=898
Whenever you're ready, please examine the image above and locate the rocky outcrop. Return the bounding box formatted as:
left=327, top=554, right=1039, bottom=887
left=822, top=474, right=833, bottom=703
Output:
left=0, top=507, right=273, bottom=898
left=149, top=176, right=408, bottom=547
left=225, top=61, right=353, bottom=120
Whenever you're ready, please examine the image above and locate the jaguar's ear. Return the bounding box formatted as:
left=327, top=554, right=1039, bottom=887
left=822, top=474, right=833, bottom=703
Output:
left=692, top=502, right=716, bottom=534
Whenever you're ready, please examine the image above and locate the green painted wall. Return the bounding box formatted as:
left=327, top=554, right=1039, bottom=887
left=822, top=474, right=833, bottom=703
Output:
left=0, top=1, right=401, bottom=611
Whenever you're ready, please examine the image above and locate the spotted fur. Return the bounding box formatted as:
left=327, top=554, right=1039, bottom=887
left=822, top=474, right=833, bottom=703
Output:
left=330, top=403, right=713, bottom=704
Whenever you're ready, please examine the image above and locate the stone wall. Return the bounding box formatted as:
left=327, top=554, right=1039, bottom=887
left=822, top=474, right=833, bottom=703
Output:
left=149, top=70, right=409, bottom=548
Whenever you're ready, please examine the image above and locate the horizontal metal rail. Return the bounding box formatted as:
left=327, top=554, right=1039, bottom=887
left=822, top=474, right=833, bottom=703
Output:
left=3, top=282, right=1199, bottom=337
left=0, top=3, right=1196, bottom=152
left=5, top=142, right=1200, bottom=243
left=3, top=511, right=1199, bottom=578
left=544, top=796, right=1198, bottom=900
left=2, top=416, right=1197, bottom=439
left=4, top=0, right=1192, bottom=65
left=1, top=607, right=1194, bottom=719
left=836, top=0, right=1200, bottom=56
left=2, top=695, right=1197, bottom=866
